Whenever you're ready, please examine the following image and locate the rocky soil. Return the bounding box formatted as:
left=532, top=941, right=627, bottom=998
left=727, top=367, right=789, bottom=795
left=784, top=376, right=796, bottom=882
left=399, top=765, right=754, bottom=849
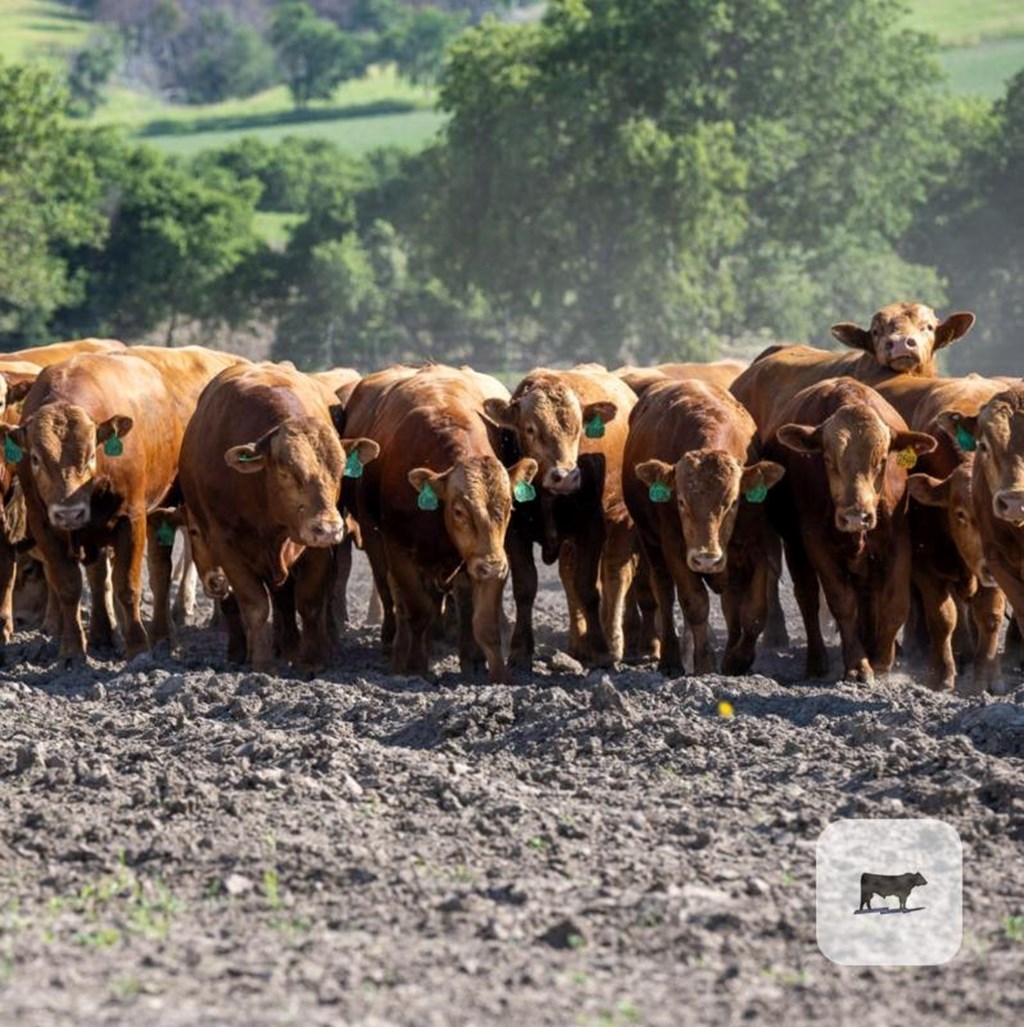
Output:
left=1, top=555, right=1023, bottom=1026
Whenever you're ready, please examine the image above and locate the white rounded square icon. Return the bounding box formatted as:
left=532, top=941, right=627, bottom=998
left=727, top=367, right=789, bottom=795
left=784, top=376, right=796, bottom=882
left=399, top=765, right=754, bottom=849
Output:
left=816, top=818, right=962, bottom=966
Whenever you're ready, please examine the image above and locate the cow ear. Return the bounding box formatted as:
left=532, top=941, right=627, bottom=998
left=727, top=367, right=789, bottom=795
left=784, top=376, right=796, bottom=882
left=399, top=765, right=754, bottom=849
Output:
left=777, top=424, right=822, bottom=454
left=96, top=415, right=133, bottom=444
left=482, top=397, right=518, bottom=430
left=830, top=322, right=872, bottom=353
left=741, top=460, right=785, bottom=494
left=635, top=459, right=674, bottom=488
left=328, top=403, right=346, bottom=436
left=891, top=430, right=937, bottom=457
left=1, top=424, right=28, bottom=462
left=936, top=410, right=979, bottom=452
left=225, top=444, right=266, bottom=473
left=582, top=401, right=617, bottom=427
left=907, top=473, right=952, bottom=508
left=4, top=378, right=34, bottom=405
left=149, top=505, right=186, bottom=527
left=934, top=311, right=975, bottom=350
left=509, top=457, right=538, bottom=487
left=408, top=467, right=448, bottom=501
left=341, top=437, right=380, bottom=468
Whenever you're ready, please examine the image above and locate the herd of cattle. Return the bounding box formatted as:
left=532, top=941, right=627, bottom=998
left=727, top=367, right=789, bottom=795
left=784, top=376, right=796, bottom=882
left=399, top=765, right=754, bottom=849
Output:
left=2, top=300, right=1024, bottom=693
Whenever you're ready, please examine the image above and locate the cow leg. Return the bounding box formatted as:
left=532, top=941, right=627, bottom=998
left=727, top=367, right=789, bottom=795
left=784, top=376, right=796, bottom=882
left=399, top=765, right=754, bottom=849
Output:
left=968, top=585, right=1004, bottom=695
left=600, top=520, right=635, bottom=662
left=219, top=594, right=248, bottom=665
left=873, top=539, right=912, bottom=675
left=110, top=516, right=149, bottom=658
left=85, top=559, right=115, bottom=651
left=471, top=575, right=507, bottom=684
left=454, top=575, right=484, bottom=675
left=505, top=525, right=537, bottom=669
left=171, top=532, right=198, bottom=628
left=669, top=558, right=714, bottom=676
left=784, top=536, right=829, bottom=678
left=362, top=526, right=395, bottom=651
left=761, top=534, right=789, bottom=647
left=145, top=519, right=174, bottom=648
left=571, top=529, right=612, bottom=667
left=365, top=582, right=384, bottom=626
left=295, top=550, right=333, bottom=672
left=815, top=553, right=872, bottom=684
left=219, top=552, right=273, bottom=671
left=44, top=552, right=85, bottom=664
left=558, top=544, right=586, bottom=659
left=41, top=558, right=62, bottom=638
left=333, top=536, right=353, bottom=629
left=722, top=560, right=767, bottom=675
left=631, top=553, right=660, bottom=660
left=641, top=539, right=681, bottom=675
left=0, top=541, right=16, bottom=644
left=271, top=578, right=300, bottom=662
left=387, top=555, right=433, bottom=677
left=915, top=572, right=956, bottom=691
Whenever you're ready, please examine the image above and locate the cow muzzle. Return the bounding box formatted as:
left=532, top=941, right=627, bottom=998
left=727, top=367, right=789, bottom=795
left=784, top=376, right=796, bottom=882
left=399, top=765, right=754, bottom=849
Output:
left=687, top=549, right=726, bottom=574
left=48, top=502, right=89, bottom=531
left=543, top=465, right=581, bottom=494
left=468, top=556, right=508, bottom=581
left=301, top=517, right=346, bottom=547
left=993, top=489, right=1024, bottom=526
left=836, top=506, right=876, bottom=533
left=202, top=570, right=231, bottom=600
left=978, top=562, right=998, bottom=589
left=885, top=337, right=922, bottom=371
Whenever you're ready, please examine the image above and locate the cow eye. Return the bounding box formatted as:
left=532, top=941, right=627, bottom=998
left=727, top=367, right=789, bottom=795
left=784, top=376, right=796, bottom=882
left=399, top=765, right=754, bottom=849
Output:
left=30, top=453, right=40, bottom=469
left=977, top=440, right=989, bottom=454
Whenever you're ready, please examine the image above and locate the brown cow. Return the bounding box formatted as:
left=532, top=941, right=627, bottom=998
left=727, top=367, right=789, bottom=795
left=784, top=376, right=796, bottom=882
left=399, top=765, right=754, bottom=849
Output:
left=484, top=365, right=636, bottom=666
left=179, top=362, right=377, bottom=671
left=764, top=377, right=935, bottom=682
left=623, top=379, right=784, bottom=674
left=2, top=338, right=125, bottom=367
left=874, top=375, right=1008, bottom=692
left=732, top=303, right=975, bottom=434
left=953, top=386, right=1024, bottom=668
left=616, top=360, right=747, bottom=399
left=344, top=365, right=536, bottom=683
left=0, top=353, right=185, bottom=661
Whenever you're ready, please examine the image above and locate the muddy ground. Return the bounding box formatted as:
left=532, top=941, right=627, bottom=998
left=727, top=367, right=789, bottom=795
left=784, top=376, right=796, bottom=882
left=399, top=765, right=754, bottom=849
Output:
left=1, top=552, right=1023, bottom=1027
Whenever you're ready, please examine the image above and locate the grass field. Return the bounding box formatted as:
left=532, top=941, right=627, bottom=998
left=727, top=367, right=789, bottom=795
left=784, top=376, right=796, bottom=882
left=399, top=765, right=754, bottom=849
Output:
left=0, top=0, right=89, bottom=64
left=906, top=0, right=1024, bottom=45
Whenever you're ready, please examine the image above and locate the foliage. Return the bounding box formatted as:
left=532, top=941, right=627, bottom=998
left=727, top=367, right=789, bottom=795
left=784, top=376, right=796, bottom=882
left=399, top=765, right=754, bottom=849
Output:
left=379, top=6, right=468, bottom=85
left=270, top=0, right=369, bottom=107
left=179, top=9, right=278, bottom=104
left=0, top=60, right=104, bottom=345
left=67, top=31, right=121, bottom=117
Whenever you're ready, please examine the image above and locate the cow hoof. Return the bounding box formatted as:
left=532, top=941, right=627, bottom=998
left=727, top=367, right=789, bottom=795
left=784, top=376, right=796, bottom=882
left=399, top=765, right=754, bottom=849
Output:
left=721, top=654, right=753, bottom=676
left=806, top=655, right=830, bottom=678
left=508, top=649, right=533, bottom=671
left=657, top=659, right=683, bottom=677
left=844, top=662, right=874, bottom=684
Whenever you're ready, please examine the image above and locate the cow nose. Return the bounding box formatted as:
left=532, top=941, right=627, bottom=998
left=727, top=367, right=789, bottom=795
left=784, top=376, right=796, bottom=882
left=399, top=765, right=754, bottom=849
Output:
left=543, top=466, right=581, bottom=494
left=307, top=518, right=345, bottom=546
left=687, top=549, right=725, bottom=574
left=48, top=504, right=89, bottom=530
left=993, top=490, right=1024, bottom=523
left=837, top=507, right=875, bottom=532
left=468, top=556, right=507, bottom=581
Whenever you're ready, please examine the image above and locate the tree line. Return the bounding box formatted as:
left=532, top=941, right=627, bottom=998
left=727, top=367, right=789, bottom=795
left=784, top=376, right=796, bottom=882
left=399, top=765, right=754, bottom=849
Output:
left=4, top=0, right=1023, bottom=375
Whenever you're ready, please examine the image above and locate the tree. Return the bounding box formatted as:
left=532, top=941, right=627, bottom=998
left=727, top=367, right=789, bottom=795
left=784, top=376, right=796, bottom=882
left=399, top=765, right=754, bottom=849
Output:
left=270, top=1, right=367, bottom=107
left=423, top=0, right=952, bottom=363
left=181, top=9, right=277, bottom=103
left=67, top=32, right=122, bottom=117
left=380, top=6, right=467, bottom=85
left=0, top=61, right=104, bottom=346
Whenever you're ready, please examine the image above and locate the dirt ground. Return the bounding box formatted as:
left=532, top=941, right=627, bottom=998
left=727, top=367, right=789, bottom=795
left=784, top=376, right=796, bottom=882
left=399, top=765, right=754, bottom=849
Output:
left=1, top=551, right=1023, bottom=1027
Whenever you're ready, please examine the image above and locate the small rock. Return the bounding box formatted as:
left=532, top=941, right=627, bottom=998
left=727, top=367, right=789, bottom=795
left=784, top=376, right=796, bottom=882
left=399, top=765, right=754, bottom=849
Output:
left=154, top=675, right=185, bottom=702
left=746, top=877, right=771, bottom=898
left=549, top=651, right=584, bottom=675
left=537, top=917, right=585, bottom=950
left=15, top=743, right=43, bottom=773
left=591, top=677, right=626, bottom=713
left=224, top=873, right=254, bottom=897
left=87, top=682, right=106, bottom=701
left=341, top=773, right=364, bottom=799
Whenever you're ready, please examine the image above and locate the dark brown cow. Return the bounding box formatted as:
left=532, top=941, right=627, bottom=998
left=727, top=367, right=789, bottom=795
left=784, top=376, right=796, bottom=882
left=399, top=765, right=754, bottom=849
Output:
left=953, top=386, right=1024, bottom=665
left=764, top=378, right=935, bottom=682
left=0, top=354, right=186, bottom=661
left=179, top=362, right=377, bottom=671
left=623, top=379, right=784, bottom=674
left=484, top=365, right=636, bottom=666
left=344, top=365, right=536, bottom=683
left=874, top=375, right=1008, bottom=692
left=732, top=303, right=975, bottom=434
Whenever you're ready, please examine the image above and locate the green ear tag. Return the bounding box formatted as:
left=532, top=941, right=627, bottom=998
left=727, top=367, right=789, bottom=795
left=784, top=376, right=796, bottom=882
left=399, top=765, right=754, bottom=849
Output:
left=344, top=451, right=363, bottom=478
left=584, top=414, right=605, bottom=440
left=745, top=481, right=768, bottom=504
left=648, top=480, right=672, bottom=503
left=955, top=424, right=977, bottom=452
left=3, top=436, right=22, bottom=463
left=103, top=434, right=123, bottom=458
left=156, top=520, right=175, bottom=547
left=417, top=482, right=439, bottom=511
left=513, top=479, right=536, bottom=503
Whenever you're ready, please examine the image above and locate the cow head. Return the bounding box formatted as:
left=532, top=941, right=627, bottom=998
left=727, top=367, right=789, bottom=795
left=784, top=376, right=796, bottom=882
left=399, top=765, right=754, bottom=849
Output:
left=225, top=417, right=379, bottom=548
left=408, top=456, right=537, bottom=581
left=830, top=303, right=975, bottom=375
left=484, top=383, right=616, bottom=494
left=908, top=466, right=994, bottom=586
left=778, top=406, right=935, bottom=533
left=1, top=403, right=132, bottom=531
left=636, top=451, right=784, bottom=574
left=950, top=390, right=1024, bottom=526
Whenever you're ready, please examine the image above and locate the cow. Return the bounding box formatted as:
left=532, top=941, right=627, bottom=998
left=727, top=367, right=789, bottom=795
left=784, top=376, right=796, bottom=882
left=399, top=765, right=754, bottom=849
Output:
left=953, top=385, right=1024, bottom=665
left=616, top=360, right=747, bottom=399
left=343, top=365, right=536, bottom=683
left=732, top=303, right=975, bottom=435
left=178, top=362, right=378, bottom=671
left=1, top=338, right=126, bottom=368
left=763, top=377, right=936, bottom=682
left=623, top=379, right=784, bottom=674
left=859, top=872, right=927, bottom=913
left=0, top=353, right=187, bottom=662
left=873, top=375, right=1008, bottom=692
left=483, top=365, right=636, bottom=667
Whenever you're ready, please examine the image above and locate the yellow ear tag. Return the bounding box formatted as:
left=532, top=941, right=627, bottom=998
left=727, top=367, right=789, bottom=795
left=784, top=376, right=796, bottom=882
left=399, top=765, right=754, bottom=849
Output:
left=897, top=448, right=917, bottom=470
